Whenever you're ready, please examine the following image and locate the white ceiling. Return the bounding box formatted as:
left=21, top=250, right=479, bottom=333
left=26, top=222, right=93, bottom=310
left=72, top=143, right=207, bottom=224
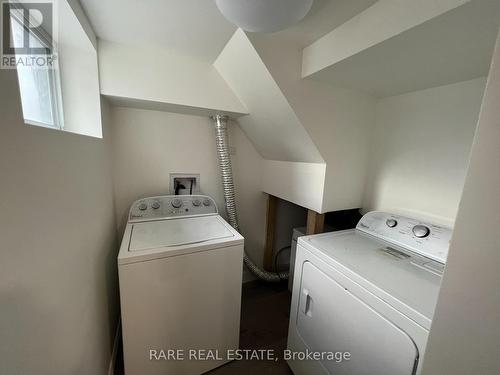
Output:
left=309, top=0, right=500, bottom=97
left=271, top=0, right=377, bottom=47
left=80, top=0, right=235, bottom=62
left=80, top=0, right=377, bottom=63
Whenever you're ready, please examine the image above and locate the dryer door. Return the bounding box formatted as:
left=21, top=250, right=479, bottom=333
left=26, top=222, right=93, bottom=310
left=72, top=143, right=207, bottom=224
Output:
left=296, top=261, right=418, bottom=375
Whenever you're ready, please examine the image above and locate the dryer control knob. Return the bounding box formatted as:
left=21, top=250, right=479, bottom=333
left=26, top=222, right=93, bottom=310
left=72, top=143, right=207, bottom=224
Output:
left=151, top=201, right=160, bottom=210
left=386, top=219, right=398, bottom=228
left=192, top=199, right=201, bottom=207
left=171, top=199, right=183, bottom=208
left=138, top=203, right=147, bottom=211
left=413, top=225, right=430, bottom=238
left=203, top=199, right=211, bottom=206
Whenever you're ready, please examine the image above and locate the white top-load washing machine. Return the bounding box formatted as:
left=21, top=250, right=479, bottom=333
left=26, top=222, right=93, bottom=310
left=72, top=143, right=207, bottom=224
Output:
left=118, top=195, right=244, bottom=375
left=287, top=211, right=452, bottom=375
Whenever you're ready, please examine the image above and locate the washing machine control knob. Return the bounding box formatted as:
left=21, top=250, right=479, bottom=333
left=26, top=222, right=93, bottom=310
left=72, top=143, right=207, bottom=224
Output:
left=151, top=201, right=160, bottom=210
left=138, top=203, right=147, bottom=211
left=171, top=199, right=183, bottom=208
left=413, top=225, right=430, bottom=238
left=203, top=199, right=211, bottom=206
left=386, top=219, right=398, bottom=228
left=192, top=199, right=201, bottom=207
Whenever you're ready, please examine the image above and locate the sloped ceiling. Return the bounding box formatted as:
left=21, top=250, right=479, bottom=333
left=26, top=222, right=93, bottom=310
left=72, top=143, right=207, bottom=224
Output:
left=85, top=0, right=492, bottom=213
left=215, top=29, right=376, bottom=212
left=213, top=0, right=498, bottom=212
left=243, top=32, right=376, bottom=212
left=303, top=0, right=500, bottom=97
left=81, top=0, right=377, bottom=122
left=214, top=30, right=323, bottom=163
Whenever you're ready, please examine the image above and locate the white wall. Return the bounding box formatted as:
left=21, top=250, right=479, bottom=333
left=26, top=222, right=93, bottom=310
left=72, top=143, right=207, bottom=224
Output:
left=262, top=160, right=326, bottom=212
left=98, top=40, right=247, bottom=117
left=58, top=0, right=102, bottom=138
left=109, top=108, right=225, bottom=231
left=421, top=31, right=500, bottom=375
left=363, top=77, right=486, bottom=226
left=215, top=31, right=376, bottom=213
left=108, top=108, right=268, bottom=266
left=229, top=120, right=268, bottom=269
left=246, top=33, right=376, bottom=213
left=108, top=107, right=311, bottom=274
left=0, top=69, right=118, bottom=375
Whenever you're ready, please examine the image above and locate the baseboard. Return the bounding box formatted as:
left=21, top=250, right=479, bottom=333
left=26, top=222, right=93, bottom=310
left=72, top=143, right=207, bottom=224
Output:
left=108, top=319, right=121, bottom=375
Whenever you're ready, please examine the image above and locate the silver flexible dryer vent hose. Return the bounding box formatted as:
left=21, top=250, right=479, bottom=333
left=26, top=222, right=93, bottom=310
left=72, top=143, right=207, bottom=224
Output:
left=212, top=114, right=288, bottom=282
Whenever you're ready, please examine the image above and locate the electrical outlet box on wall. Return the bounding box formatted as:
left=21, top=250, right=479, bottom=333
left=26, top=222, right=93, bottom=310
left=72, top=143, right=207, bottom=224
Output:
left=169, top=173, right=200, bottom=195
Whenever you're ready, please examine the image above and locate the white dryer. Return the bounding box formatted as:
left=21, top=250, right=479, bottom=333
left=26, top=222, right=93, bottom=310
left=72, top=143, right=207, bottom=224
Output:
left=287, top=211, right=452, bottom=375
left=118, top=195, right=244, bottom=375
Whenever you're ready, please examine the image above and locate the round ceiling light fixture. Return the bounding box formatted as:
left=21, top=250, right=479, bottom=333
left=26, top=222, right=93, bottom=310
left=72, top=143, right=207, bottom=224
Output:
left=215, top=0, right=314, bottom=33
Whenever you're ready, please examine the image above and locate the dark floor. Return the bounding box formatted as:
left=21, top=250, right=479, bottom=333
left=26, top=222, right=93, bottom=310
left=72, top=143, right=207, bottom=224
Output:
left=207, top=281, right=293, bottom=374
left=115, top=280, right=293, bottom=374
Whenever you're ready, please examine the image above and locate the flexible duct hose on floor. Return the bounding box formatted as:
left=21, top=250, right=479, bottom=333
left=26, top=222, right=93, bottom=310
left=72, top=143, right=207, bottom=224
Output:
left=212, top=115, right=288, bottom=282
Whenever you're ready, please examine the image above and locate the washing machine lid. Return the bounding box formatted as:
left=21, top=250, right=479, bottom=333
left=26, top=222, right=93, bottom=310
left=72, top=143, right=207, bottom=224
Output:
left=129, top=215, right=234, bottom=252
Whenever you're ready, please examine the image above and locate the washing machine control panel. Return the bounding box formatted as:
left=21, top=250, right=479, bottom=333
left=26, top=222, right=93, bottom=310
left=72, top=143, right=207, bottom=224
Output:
left=357, top=211, right=452, bottom=264
left=129, top=195, right=218, bottom=222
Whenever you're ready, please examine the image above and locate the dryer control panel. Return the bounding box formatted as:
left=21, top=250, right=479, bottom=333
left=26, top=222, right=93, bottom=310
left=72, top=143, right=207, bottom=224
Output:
left=129, top=195, right=218, bottom=222
left=357, top=211, right=452, bottom=264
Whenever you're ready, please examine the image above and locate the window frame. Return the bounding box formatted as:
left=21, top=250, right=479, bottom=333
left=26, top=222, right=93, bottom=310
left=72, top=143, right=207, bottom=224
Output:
left=10, top=4, right=65, bottom=130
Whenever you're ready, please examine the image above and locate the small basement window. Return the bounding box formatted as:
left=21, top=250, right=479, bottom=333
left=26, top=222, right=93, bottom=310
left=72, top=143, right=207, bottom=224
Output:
left=10, top=7, right=64, bottom=130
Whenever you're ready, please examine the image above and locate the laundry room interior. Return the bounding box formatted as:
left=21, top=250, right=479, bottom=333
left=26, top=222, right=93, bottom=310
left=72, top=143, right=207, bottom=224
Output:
left=1, top=1, right=500, bottom=375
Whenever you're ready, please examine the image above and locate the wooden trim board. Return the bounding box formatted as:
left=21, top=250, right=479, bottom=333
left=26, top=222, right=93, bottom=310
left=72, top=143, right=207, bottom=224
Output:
left=306, top=209, right=325, bottom=235
left=263, top=194, right=278, bottom=271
